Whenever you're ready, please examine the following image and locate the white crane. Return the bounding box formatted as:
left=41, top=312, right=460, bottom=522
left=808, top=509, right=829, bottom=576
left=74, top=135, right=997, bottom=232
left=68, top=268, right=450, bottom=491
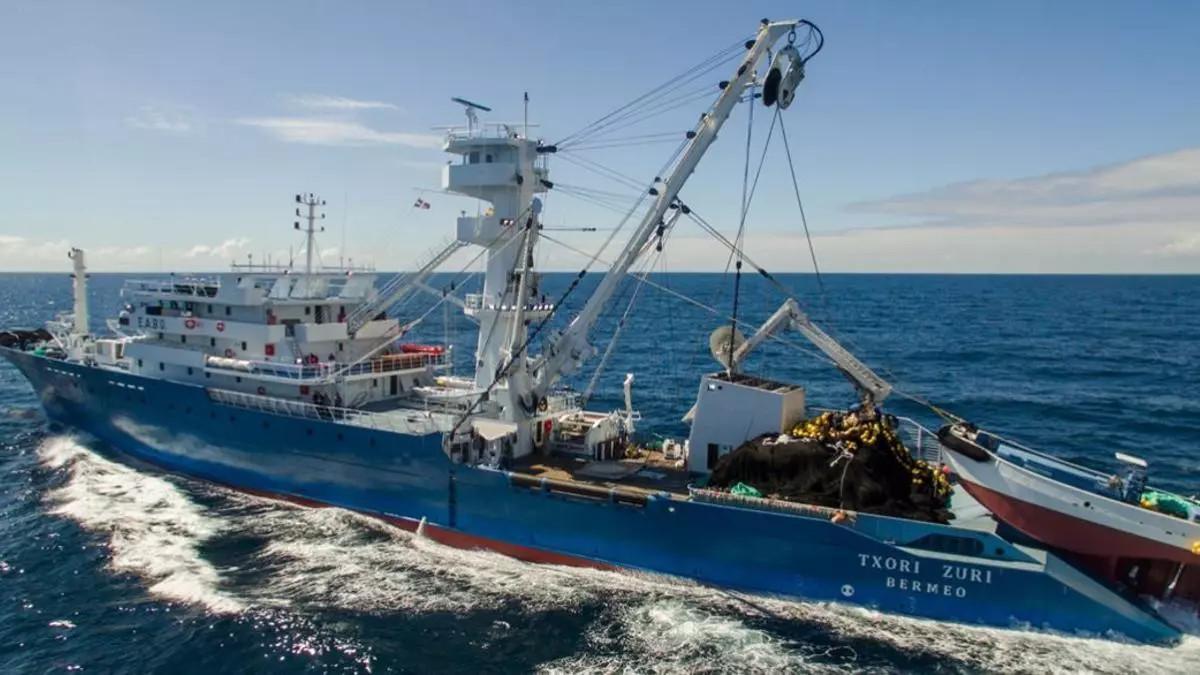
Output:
left=528, top=20, right=821, bottom=401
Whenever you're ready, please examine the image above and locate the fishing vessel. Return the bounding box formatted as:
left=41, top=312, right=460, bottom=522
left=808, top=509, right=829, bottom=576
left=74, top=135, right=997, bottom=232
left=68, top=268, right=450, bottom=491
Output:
left=940, top=422, right=1200, bottom=606
left=0, top=19, right=1186, bottom=643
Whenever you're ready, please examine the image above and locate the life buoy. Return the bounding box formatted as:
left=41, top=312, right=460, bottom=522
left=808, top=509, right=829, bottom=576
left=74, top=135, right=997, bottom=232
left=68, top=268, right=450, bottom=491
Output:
left=256, top=386, right=266, bottom=395
left=307, top=354, right=319, bottom=365
left=537, top=397, right=549, bottom=413
left=224, top=348, right=235, bottom=358
left=184, top=318, right=197, bottom=330
left=216, top=321, right=225, bottom=332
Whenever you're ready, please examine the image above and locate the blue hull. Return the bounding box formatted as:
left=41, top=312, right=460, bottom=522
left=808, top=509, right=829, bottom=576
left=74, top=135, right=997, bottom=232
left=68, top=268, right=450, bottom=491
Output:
left=2, top=348, right=1180, bottom=644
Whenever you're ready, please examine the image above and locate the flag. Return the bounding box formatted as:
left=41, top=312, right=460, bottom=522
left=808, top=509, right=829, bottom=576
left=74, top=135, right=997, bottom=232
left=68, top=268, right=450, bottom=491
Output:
left=413, top=198, right=431, bottom=209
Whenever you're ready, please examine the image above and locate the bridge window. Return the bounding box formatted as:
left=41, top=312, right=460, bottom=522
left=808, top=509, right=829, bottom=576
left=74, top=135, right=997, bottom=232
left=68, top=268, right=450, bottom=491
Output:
left=469, top=151, right=480, bottom=164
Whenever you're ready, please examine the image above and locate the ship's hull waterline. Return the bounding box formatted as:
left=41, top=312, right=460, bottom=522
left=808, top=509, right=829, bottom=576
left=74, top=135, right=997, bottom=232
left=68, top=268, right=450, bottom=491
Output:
left=3, top=348, right=1179, bottom=644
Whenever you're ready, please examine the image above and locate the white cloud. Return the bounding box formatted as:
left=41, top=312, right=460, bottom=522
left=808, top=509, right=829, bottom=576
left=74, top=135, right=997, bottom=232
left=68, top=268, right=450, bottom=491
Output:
left=185, top=237, right=251, bottom=259
left=285, top=94, right=399, bottom=111
left=125, top=104, right=195, bottom=133
left=237, top=117, right=441, bottom=148
left=850, top=147, right=1200, bottom=231
left=1149, top=232, right=1200, bottom=258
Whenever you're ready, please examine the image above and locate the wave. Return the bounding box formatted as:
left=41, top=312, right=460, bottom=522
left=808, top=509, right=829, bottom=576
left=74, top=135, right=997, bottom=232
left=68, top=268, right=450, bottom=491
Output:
left=37, top=435, right=244, bottom=614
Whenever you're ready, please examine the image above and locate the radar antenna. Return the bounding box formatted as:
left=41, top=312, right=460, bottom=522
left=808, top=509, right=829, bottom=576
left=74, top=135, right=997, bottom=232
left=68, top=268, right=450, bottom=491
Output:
left=451, top=97, right=492, bottom=134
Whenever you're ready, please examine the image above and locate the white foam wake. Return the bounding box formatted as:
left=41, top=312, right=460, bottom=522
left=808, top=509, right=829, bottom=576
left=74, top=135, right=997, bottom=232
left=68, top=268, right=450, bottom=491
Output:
left=38, top=435, right=243, bottom=614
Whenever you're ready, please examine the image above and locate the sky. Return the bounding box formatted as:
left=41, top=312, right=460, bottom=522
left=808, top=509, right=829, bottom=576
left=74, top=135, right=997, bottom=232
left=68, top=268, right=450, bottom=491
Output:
left=1, top=0, right=1198, bottom=273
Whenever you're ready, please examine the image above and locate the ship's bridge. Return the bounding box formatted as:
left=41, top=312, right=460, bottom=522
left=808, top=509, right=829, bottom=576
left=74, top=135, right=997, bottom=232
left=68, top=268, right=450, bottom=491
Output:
left=441, top=125, right=549, bottom=205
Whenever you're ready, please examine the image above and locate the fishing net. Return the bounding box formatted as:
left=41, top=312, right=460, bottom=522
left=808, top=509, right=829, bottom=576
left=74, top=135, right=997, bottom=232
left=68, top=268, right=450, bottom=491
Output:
left=707, top=410, right=953, bottom=523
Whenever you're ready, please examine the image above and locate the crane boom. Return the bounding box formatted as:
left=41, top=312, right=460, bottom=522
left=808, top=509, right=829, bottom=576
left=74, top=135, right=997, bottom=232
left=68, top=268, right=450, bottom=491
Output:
left=734, top=298, right=892, bottom=405
left=531, top=20, right=817, bottom=399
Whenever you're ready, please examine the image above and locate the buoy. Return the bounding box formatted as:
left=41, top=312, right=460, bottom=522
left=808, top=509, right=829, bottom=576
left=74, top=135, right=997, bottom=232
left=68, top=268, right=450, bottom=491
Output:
left=224, top=348, right=235, bottom=358
left=216, top=321, right=225, bottom=332
left=184, top=318, right=197, bottom=330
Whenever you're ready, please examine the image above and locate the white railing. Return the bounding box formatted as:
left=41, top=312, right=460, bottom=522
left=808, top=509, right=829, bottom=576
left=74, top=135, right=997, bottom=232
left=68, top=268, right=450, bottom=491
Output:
left=124, top=278, right=221, bottom=298
left=206, top=352, right=447, bottom=382
left=893, top=416, right=943, bottom=464
left=207, top=388, right=441, bottom=435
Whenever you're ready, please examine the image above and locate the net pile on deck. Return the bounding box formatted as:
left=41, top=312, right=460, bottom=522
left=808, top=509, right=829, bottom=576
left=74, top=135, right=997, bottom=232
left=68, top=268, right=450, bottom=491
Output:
left=707, top=410, right=953, bottom=523
left=0, top=329, right=51, bottom=349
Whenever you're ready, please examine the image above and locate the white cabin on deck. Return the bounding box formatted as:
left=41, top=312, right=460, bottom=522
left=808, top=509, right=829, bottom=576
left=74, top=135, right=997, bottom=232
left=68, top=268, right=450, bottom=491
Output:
left=686, top=371, right=807, bottom=473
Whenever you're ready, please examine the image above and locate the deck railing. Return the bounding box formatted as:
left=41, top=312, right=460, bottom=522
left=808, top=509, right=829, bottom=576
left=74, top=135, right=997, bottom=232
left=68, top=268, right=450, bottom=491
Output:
left=893, top=416, right=944, bottom=464
left=206, top=352, right=447, bottom=382
left=207, top=387, right=442, bottom=435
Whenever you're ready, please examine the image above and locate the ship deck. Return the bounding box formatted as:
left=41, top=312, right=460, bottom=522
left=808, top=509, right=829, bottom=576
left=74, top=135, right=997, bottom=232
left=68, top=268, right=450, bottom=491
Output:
left=511, top=450, right=693, bottom=497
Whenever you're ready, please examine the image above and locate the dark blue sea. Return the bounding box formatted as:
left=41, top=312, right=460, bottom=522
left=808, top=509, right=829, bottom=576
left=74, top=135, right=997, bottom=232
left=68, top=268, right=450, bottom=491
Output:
left=2, top=271, right=1198, bottom=673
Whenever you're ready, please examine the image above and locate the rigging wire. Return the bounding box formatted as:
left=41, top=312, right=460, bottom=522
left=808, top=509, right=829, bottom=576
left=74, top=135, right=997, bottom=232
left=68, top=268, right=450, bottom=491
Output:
left=582, top=251, right=657, bottom=403
left=726, top=78, right=758, bottom=367
left=537, top=231, right=838, bottom=369
left=555, top=38, right=749, bottom=148
left=777, top=112, right=824, bottom=296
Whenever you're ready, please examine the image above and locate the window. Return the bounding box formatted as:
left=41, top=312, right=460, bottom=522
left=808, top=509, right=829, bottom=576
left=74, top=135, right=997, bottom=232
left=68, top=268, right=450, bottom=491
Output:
left=241, top=341, right=247, bottom=351
left=137, top=359, right=143, bottom=367
left=204, top=372, right=210, bottom=379
left=338, top=342, right=344, bottom=352
left=158, top=332, right=164, bottom=340
left=304, top=306, right=311, bottom=315
left=485, top=153, right=493, bottom=163
left=158, top=362, right=165, bottom=371
left=187, top=367, right=194, bottom=375
left=225, top=306, right=231, bottom=316
left=210, top=337, right=216, bottom=347
left=207, top=304, right=213, bottom=313
left=469, top=151, right=480, bottom=163
left=235, top=376, right=242, bottom=383
left=181, top=335, right=187, bottom=344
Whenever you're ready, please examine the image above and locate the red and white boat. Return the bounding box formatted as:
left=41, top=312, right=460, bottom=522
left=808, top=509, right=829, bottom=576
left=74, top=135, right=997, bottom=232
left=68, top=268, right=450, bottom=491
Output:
left=939, top=423, right=1200, bottom=603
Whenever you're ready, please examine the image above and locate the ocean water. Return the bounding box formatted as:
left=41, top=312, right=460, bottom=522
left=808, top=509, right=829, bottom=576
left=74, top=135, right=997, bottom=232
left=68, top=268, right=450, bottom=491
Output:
left=1, top=271, right=1198, bottom=674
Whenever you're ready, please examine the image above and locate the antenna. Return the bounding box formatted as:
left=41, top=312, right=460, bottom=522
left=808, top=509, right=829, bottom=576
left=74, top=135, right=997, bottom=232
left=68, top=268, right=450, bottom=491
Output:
left=451, top=96, right=492, bottom=134
left=523, top=91, right=529, bottom=139
left=295, top=193, right=326, bottom=277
